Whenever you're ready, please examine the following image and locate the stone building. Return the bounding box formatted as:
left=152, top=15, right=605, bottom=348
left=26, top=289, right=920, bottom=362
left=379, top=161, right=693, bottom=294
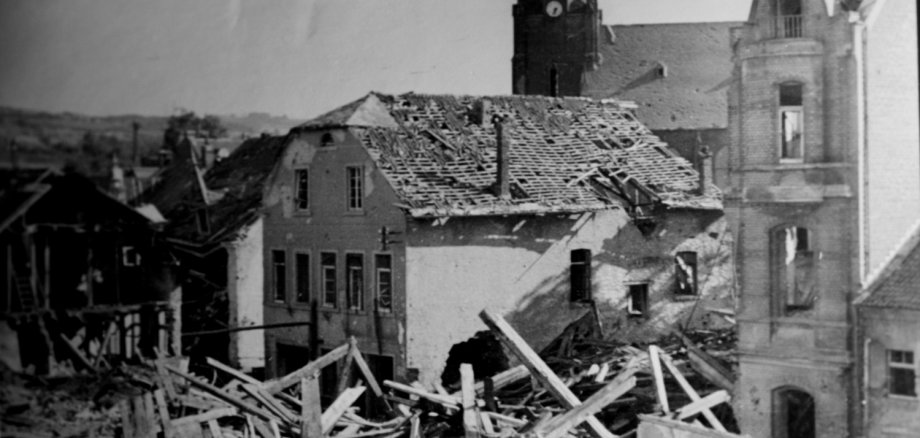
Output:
left=260, top=92, right=734, bottom=391
left=728, top=1, right=920, bottom=437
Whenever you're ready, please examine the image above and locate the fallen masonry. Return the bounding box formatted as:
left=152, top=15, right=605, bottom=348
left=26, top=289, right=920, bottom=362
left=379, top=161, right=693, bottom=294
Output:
left=0, top=308, right=744, bottom=438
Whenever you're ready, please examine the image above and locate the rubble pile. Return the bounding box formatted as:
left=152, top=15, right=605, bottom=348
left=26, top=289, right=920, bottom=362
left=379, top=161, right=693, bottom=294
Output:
left=0, top=309, right=739, bottom=438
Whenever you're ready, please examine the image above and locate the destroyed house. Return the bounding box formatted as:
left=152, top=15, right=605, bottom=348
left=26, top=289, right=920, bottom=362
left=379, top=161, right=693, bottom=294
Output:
left=261, top=92, right=734, bottom=387
left=144, top=135, right=287, bottom=372
left=854, top=222, right=920, bottom=437
left=0, top=166, right=178, bottom=373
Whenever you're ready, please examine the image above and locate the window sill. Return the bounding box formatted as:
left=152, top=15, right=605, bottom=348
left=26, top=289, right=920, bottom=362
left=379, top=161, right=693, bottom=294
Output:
left=886, top=394, right=919, bottom=402
left=778, top=158, right=805, bottom=165
left=293, top=209, right=312, bottom=217
left=344, top=210, right=365, bottom=216
left=265, top=301, right=289, bottom=308
left=672, top=294, right=700, bottom=302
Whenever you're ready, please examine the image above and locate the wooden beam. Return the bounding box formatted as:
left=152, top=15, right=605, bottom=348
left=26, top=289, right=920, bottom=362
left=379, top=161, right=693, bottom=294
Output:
left=300, top=376, right=322, bottom=438
left=383, top=380, right=460, bottom=410
left=153, top=390, right=175, bottom=438
left=450, top=364, right=530, bottom=399
left=262, top=342, right=349, bottom=394
left=460, top=364, right=481, bottom=438
left=321, top=386, right=366, bottom=435
left=172, top=408, right=237, bottom=427
left=675, top=390, right=730, bottom=421
left=165, top=365, right=277, bottom=424
left=58, top=333, right=96, bottom=373
left=336, top=346, right=356, bottom=395
left=349, top=339, right=384, bottom=398
left=239, top=384, right=296, bottom=425
left=536, top=369, right=638, bottom=438
left=657, top=349, right=727, bottom=432
left=649, top=346, right=669, bottom=414
left=478, top=309, right=615, bottom=438
left=206, top=420, right=223, bottom=438
left=206, top=357, right=262, bottom=385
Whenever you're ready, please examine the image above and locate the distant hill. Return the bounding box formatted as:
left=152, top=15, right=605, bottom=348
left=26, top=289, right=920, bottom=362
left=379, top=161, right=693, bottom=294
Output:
left=0, top=106, right=305, bottom=171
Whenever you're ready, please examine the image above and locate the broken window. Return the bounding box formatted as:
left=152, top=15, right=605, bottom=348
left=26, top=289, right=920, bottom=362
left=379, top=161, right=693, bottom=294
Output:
left=675, top=251, right=698, bottom=295
left=570, top=249, right=592, bottom=302
left=295, top=252, right=310, bottom=304
left=772, top=387, right=814, bottom=438
left=294, top=169, right=309, bottom=211
left=321, top=252, right=337, bottom=308
left=889, top=350, right=917, bottom=397
left=375, top=254, right=392, bottom=312
left=121, top=246, right=141, bottom=267
left=346, top=166, right=364, bottom=211
left=773, top=226, right=816, bottom=313
left=272, top=250, right=286, bottom=303
left=627, top=283, right=648, bottom=317
left=779, top=83, right=804, bottom=161
left=346, top=253, right=364, bottom=311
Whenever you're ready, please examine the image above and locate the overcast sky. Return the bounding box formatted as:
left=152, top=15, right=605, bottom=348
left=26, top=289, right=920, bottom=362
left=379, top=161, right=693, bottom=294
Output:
left=0, top=0, right=752, bottom=119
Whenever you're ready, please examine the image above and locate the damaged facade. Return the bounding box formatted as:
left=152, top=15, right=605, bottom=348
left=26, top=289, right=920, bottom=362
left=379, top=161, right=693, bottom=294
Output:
left=261, top=92, right=735, bottom=388
left=143, top=135, right=286, bottom=372
left=728, top=1, right=920, bottom=437
left=0, top=166, right=179, bottom=373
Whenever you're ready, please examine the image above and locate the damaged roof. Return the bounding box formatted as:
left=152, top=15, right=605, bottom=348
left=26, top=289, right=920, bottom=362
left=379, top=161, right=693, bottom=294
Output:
left=297, top=92, right=721, bottom=218
left=145, top=134, right=287, bottom=249
left=857, top=221, right=920, bottom=311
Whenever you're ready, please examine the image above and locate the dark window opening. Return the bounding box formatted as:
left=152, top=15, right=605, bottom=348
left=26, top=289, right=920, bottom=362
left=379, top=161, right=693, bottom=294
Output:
left=570, top=249, right=592, bottom=302
left=772, top=387, right=814, bottom=438
left=295, top=253, right=310, bottom=303
left=549, top=66, right=559, bottom=97
left=276, top=343, right=310, bottom=379
left=627, top=283, right=648, bottom=317
left=272, top=250, right=286, bottom=303
left=346, top=166, right=364, bottom=211
left=779, top=83, right=804, bottom=161
left=775, top=0, right=803, bottom=38
left=375, top=254, right=392, bottom=312
left=320, top=132, right=335, bottom=147
left=675, top=251, right=698, bottom=295
left=357, top=353, right=395, bottom=420
left=319, top=348, right=338, bottom=408
left=321, top=252, right=337, bottom=308
left=346, top=253, right=364, bottom=311
left=295, top=169, right=309, bottom=211
left=773, top=226, right=816, bottom=313
left=889, top=350, right=917, bottom=397
left=656, top=63, right=668, bottom=78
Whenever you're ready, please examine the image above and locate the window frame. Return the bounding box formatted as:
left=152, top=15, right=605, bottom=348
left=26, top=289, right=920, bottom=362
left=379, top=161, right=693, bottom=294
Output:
left=294, top=168, right=310, bottom=212
left=627, top=283, right=649, bottom=318
left=772, top=225, right=817, bottom=314
left=320, top=251, right=338, bottom=309
left=888, top=349, right=917, bottom=398
left=778, top=82, right=805, bottom=163
left=345, top=252, right=365, bottom=312
left=570, top=249, right=592, bottom=302
left=346, top=166, right=365, bottom=212
left=674, top=251, right=699, bottom=296
left=121, top=246, right=142, bottom=267
left=271, top=249, right=287, bottom=303
left=294, top=251, right=311, bottom=305
left=374, top=253, right=393, bottom=313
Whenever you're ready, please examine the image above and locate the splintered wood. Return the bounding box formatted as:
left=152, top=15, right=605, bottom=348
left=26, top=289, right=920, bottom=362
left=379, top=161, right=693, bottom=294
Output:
left=110, top=310, right=737, bottom=438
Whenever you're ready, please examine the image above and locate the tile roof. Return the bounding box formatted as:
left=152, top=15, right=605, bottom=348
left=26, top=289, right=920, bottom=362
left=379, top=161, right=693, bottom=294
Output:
left=144, top=134, right=287, bottom=248
left=856, top=220, right=920, bottom=311
left=297, top=92, right=721, bottom=218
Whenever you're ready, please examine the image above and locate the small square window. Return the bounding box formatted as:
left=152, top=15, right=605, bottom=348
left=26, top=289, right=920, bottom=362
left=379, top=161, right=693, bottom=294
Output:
left=889, top=349, right=917, bottom=397
left=295, top=169, right=309, bottom=211
left=627, top=284, right=649, bottom=317
left=122, top=246, right=142, bottom=267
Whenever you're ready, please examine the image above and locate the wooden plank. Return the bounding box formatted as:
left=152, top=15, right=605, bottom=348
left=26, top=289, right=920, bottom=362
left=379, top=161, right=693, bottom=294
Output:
left=410, top=416, right=420, bottom=438
left=460, top=364, right=481, bottom=438
left=649, top=346, right=669, bottom=414
left=165, top=365, right=277, bottom=424
left=536, top=369, right=638, bottom=438
left=206, top=420, right=223, bottom=438
left=383, top=380, right=460, bottom=410
left=263, top=342, right=350, bottom=394
left=155, top=359, right=179, bottom=401
left=300, top=376, right=322, bottom=438
left=675, top=390, right=730, bottom=421
left=484, top=411, right=527, bottom=428
left=349, top=339, right=384, bottom=398
left=58, top=333, right=96, bottom=373
left=657, top=348, right=727, bottom=432
left=479, top=412, right=495, bottom=435
left=154, top=389, right=176, bottom=438
left=239, top=384, right=295, bottom=425
left=336, top=347, right=356, bottom=395
left=172, top=408, right=238, bottom=427
left=478, top=309, right=616, bottom=438
left=249, top=416, right=275, bottom=438
left=206, top=357, right=262, bottom=385
left=321, top=386, right=366, bottom=435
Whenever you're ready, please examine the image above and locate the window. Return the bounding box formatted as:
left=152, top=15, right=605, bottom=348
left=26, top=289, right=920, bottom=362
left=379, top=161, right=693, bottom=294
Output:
left=570, top=249, right=592, bottom=302
left=773, top=226, right=816, bottom=313
left=295, top=252, right=310, bottom=304
left=779, top=83, right=804, bottom=161
left=346, top=166, right=364, bottom=211
left=549, top=66, right=559, bottom=97
left=627, top=284, right=648, bottom=317
left=321, top=252, right=337, bottom=308
left=272, top=250, right=286, bottom=303
left=675, top=251, right=698, bottom=295
left=346, top=253, right=364, bottom=311
left=772, top=387, right=814, bottom=438
left=775, top=0, right=803, bottom=38
left=375, top=254, right=392, bottom=312
left=121, top=246, right=141, bottom=267
left=295, top=169, right=309, bottom=211
left=889, top=350, right=917, bottom=397
left=320, top=132, right=335, bottom=147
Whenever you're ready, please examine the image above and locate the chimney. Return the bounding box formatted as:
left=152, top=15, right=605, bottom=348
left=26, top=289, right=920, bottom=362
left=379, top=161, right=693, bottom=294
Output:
left=696, top=145, right=712, bottom=196
left=472, top=98, right=492, bottom=127
left=494, top=115, right=511, bottom=199
left=131, top=121, right=140, bottom=167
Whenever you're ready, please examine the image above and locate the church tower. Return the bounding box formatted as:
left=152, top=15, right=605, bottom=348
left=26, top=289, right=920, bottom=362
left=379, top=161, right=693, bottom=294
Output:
left=728, top=0, right=920, bottom=437
left=511, top=0, right=601, bottom=96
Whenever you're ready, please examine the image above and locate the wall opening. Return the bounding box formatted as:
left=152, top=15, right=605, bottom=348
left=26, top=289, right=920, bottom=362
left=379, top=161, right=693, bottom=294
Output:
left=888, top=349, right=917, bottom=397
left=772, top=386, right=814, bottom=438
left=675, top=251, right=698, bottom=296
left=549, top=66, right=559, bottom=97
left=440, top=331, right=509, bottom=388
left=774, top=0, right=803, bottom=38
left=570, top=249, right=592, bottom=302
left=772, top=226, right=816, bottom=314
left=627, top=283, right=649, bottom=318
left=779, top=82, right=804, bottom=161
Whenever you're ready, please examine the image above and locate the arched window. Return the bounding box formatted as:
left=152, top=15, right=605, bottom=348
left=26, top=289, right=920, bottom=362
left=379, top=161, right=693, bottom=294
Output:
left=772, top=387, right=814, bottom=438
left=775, top=0, right=803, bottom=38
left=772, top=225, right=816, bottom=313
left=779, top=82, right=804, bottom=162
left=320, top=132, right=335, bottom=147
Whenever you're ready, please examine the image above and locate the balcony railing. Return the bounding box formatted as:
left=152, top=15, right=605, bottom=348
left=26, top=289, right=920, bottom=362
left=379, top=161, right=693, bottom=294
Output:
left=775, top=15, right=803, bottom=38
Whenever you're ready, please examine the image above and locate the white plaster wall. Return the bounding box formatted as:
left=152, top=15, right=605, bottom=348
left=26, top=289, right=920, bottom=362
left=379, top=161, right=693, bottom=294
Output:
left=227, top=218, right=265, bottom=371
